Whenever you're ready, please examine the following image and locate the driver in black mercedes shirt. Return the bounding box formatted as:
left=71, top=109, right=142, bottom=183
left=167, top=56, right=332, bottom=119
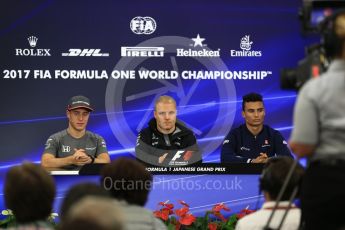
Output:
left=135, top=95, right=201, bottom=166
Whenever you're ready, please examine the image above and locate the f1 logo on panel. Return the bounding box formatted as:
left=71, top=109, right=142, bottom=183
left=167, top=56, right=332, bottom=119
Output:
left=62, top=49, right=109, bottom=57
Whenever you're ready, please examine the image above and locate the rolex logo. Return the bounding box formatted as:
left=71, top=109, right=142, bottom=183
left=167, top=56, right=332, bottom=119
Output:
left=15, top=36, right=51, bottom=56
left=27, top=36, right=38, bottom=48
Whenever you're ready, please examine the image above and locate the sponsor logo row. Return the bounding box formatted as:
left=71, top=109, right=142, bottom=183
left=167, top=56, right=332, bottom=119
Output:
left=15, top=16, right=261, bottom=58
left=15, top=34, right=262, bottom=58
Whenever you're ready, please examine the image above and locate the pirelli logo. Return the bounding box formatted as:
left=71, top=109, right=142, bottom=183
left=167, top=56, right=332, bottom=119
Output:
left=121, top=47, right=164, bottom=57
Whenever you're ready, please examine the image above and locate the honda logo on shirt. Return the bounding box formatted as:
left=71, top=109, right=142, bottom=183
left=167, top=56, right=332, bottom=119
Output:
left=62, top=145, right=71, bottom=153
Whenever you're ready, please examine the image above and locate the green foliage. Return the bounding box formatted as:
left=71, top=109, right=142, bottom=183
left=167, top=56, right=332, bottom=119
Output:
left=0, top=209, right=58, bottom=228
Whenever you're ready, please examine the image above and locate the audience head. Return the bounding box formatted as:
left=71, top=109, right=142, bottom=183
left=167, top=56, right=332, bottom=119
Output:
left=60, top=196, right=123, bottom=230
left=4, top=162, right=56, bottom=223
left=259, top=156, right=305, bottom=201
left=320, top=10, right=345, bottom=58
left=60, top=182, right=109, bottom=222
left=101, top=157, right=153, bottom=206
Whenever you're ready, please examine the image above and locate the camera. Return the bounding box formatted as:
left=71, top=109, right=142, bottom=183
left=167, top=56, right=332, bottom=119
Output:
left=280, top=44, right=328, bottom=90
left=280, top=0, right=345, bottom=91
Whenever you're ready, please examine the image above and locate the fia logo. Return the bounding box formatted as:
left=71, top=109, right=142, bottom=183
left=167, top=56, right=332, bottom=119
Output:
left=240, top=35, right=253, bottom=51
left=130, top=16, right=156, bottom=35
left=62, top=145, right=71, bottom=153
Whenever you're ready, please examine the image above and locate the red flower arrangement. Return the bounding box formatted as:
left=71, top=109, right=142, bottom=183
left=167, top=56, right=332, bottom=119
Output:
left=153, top=201, right=174, bottom=221
left=175, top=200, right=196, bottom=226
left=236, top=206, right=255, bottom=220
left=153, top=200, right=255, bottom=230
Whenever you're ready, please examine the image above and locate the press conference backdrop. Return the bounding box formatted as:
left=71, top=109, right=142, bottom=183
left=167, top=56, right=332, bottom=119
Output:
left=0, top=0, right=314, bottom=215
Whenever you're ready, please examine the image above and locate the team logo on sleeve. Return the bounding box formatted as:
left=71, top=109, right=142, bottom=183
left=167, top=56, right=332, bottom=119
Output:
left=101, top=140, right=107, bottom=148
left=44, top=138, right=53, bottom=149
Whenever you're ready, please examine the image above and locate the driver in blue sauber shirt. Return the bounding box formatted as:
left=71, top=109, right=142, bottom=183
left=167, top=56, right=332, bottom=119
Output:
left=221, top=93, right=292, bottom=163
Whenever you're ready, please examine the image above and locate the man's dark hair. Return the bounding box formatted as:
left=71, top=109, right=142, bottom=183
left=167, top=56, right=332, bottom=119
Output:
left=100, top=157, right=153, bottom=206
left=60, top=183, right=110, bottom=222
left=259, top=157, right=305, bottom=201
left=4, top=163, right=56, bottom=223
left=242, top=93, right=263, bottom=111
left=320, top=11, right=345, bottom=58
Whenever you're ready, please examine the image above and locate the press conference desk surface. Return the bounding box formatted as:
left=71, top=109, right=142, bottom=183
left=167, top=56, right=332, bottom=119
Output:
left=48, top=170, right=79, bottom=175
left=46, top=163, right=264, bottom=176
